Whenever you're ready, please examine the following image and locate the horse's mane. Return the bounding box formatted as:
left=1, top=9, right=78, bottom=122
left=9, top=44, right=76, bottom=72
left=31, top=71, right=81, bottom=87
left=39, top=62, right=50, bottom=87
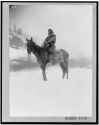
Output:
left=29, top=40, right=39, bottom=49
left=30, top=40, right=46, bottom=56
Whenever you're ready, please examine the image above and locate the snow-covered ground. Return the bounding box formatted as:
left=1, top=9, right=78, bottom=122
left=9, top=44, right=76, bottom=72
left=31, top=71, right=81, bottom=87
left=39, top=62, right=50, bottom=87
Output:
left=9, top=65, right=92, bottom=117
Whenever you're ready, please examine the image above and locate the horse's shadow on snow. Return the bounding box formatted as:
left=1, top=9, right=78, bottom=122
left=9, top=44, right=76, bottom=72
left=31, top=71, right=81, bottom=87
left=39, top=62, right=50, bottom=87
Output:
left=10, top=57, right=39, bottom=72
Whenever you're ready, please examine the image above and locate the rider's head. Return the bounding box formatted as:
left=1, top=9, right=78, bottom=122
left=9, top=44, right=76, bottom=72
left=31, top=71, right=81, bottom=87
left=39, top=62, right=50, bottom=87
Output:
left=48, top=28, right=54, bottom=35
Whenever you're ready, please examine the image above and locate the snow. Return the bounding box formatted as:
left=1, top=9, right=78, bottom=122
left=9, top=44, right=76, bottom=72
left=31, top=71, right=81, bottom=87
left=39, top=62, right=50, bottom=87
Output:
left=9, top=65, right=92, bottom=117
left=9, top=47, right=27, bottom=60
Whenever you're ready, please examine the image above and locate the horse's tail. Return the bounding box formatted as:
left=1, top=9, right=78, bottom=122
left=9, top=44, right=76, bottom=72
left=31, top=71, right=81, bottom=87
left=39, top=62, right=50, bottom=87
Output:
left=60, top=49, right=69, bottom=77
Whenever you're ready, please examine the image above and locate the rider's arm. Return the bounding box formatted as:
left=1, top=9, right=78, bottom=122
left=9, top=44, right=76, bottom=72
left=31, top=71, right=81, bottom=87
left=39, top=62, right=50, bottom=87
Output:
left=48, top=34, right=56, bottom=43
left=43, top=36, right=49, bottom=44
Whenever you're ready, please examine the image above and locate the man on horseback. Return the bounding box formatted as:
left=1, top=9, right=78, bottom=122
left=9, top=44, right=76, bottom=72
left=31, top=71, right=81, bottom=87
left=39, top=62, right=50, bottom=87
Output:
left=42, top=28, right=56, bottom=55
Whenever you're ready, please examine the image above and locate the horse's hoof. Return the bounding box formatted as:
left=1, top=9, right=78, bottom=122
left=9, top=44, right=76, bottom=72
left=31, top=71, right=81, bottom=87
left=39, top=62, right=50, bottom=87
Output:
left=43, top=78, right=47, bottom=81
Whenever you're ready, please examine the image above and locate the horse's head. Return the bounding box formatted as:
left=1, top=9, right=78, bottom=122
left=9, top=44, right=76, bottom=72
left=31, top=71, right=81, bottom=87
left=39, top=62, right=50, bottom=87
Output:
left=26, top=37, right=34, bottom=55
left=26, top=37, right=39, bottom=56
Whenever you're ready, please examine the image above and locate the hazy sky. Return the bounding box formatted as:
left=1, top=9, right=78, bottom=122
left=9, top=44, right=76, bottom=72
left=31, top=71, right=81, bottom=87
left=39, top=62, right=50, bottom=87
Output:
left=9, top=4, right=93, bottom=59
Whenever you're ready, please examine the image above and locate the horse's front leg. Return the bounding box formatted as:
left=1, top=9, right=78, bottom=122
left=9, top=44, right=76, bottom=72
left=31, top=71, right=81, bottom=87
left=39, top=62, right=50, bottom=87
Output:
left=27, top=54, right=31, bottom=60
left=41, top=65, right=47, bottom=81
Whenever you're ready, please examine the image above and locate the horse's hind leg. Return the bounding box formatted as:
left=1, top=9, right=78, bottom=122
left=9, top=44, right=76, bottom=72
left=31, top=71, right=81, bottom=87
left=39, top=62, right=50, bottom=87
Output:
left=66, top=62, right=69, bottom=79
left=65, top=63, right=68, bottom=79
left=60, top=62, right=69, bottom=79
left=59, top=62, right=66, bottom=79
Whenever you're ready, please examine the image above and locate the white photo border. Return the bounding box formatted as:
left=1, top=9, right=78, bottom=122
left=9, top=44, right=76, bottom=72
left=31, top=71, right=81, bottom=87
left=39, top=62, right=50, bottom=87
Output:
left=1, top=1, right=98, bottom=124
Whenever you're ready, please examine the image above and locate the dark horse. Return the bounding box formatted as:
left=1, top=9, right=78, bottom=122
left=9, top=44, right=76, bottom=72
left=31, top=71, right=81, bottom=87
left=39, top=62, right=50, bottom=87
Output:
left=26, top=37, right=69, bottom=81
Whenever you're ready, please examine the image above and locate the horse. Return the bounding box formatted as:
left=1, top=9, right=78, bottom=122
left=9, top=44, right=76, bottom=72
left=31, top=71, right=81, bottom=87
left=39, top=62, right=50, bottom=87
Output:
left=26, top=37, right=69, bottom=81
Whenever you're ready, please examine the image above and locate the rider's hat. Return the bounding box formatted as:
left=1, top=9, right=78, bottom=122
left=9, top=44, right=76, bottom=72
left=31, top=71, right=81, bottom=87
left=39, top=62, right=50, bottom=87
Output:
left=48, top=28, right=53, bottom=34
